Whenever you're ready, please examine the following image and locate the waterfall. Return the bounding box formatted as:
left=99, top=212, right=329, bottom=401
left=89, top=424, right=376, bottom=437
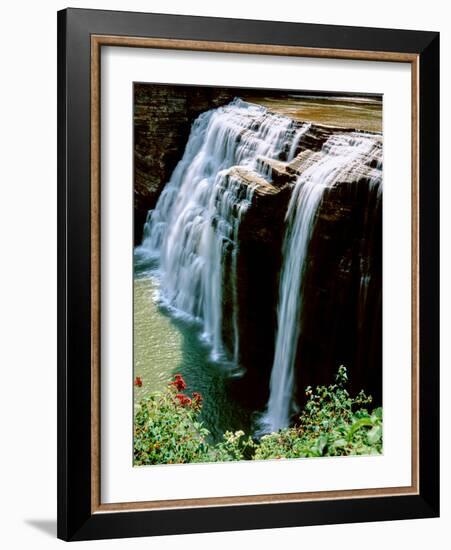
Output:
left=260, top=132, right=382, bottom=433
left=288, top=123, right=311, bottom=161
left=138, top=98, right=300, bottom=363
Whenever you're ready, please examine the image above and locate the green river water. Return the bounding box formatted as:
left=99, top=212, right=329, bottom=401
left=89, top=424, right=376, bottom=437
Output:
left=133, top=255, right=253, bottom=442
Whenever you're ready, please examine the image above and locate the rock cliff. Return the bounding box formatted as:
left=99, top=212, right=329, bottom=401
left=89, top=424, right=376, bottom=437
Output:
left=222, top=124, right=382, bottom=409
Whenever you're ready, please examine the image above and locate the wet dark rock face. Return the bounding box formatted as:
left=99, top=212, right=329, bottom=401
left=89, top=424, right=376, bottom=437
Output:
left=293, top=179, right=382, bottom=408
left=221, top=126, right=382, bottom=409
left=232, top=186, right=293, bottom=408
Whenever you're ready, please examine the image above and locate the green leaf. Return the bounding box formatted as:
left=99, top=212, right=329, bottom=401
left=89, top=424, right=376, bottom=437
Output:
left=367, top=425, right=382, bottom=445
left=347, top=417, right=374, bottom=441
left=315, top=435, right=328, bottom=455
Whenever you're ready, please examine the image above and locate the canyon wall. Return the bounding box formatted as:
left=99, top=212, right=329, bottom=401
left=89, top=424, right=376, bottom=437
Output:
left=226, top=125, right=382, bottom=410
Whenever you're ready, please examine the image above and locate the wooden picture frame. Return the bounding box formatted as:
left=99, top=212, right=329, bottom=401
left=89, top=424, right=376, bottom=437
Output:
left=57, top=7, right=439, bottom=541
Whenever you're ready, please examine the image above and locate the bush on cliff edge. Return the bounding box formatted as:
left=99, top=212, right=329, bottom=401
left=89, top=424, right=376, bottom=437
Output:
left=133, top=367, right=382, bottom=466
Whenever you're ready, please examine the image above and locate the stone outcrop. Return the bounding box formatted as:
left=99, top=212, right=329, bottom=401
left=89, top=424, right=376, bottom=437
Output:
left=293, top=175, right=382, bottom=407
left=218, top=173, right=292, bottom=408
left=221, top=125, right=382, bottom=409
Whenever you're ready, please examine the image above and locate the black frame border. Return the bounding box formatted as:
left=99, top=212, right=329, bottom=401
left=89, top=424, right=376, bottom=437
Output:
left=57, top=8, right=439, bottom=541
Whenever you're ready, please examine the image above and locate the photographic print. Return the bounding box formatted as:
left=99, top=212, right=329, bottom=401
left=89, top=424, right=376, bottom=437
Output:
left=133, top=83, right=383, bottom=466
left=58, top=12, right=439, bottom=539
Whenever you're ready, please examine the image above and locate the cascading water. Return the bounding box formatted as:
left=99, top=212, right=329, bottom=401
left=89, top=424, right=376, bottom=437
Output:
left=288, top=123, right=311, bottom=161
left=138, top=98, right=307, bottom=364
left=260, top=132, right=382, bottom=433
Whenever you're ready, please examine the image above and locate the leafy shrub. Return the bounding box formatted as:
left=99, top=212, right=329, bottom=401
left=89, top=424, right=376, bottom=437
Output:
left=255, top=366, right=382, bottom=459
left=134, top=367, right=382, bottom=466
left=134, top=377, right=209, bottom=465
left=207, top=430, right=255, bottom=462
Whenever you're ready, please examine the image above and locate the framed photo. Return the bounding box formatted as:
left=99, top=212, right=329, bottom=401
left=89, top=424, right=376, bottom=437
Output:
left=57, top=8, right=439, bottom=541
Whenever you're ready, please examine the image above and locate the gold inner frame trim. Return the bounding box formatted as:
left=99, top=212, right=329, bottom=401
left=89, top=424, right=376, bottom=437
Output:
left=90, top=34, right=420, bottom=514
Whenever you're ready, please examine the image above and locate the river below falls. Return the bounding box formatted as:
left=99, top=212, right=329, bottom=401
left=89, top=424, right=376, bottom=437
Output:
left=133, top=253, right=254, bottom=442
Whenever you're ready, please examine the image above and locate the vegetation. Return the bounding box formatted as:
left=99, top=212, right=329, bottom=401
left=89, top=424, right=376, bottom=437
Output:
left=134, top=367, right=382, bottom=466
left=255, top=366, right=382, bottom=459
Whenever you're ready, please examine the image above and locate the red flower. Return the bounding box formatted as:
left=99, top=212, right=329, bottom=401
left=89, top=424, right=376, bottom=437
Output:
left=192, top=392, right=203, bottom=404
left=175, top=393, right=192, bottom=406
left=169, top=374, right=187, bottom=391
left=134, top=376, right=143, bottom=387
